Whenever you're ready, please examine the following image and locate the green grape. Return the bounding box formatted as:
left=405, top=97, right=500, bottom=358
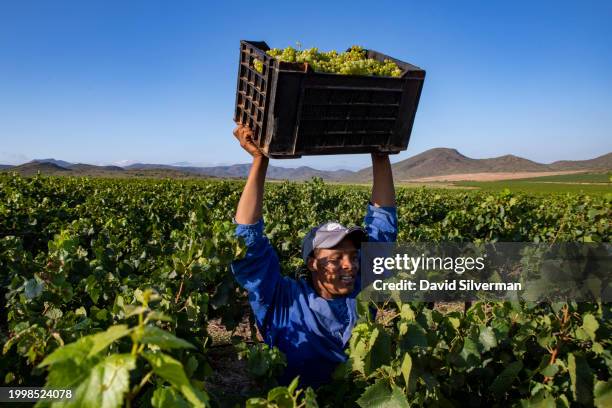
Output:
left=253, top=58, right=264, bottom=73
left=263, top=44, right=403, bottom=77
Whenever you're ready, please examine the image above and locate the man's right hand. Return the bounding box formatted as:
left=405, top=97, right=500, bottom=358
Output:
left=233, top=124, right=268, bottom=225
left=371, top=152, right=396, bottom=207
left=234, top=124, right=264, bottom=158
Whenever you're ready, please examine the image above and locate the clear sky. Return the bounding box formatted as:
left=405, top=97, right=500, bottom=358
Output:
left=1, top=0, right=611, bottom=170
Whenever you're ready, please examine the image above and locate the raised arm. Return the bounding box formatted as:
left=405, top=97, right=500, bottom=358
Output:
left=231, top=125, right=283, bottom=331
left=365, top=153, right=397, bottom=243
left=234, top=125, right=269, bottom=224
left=370, top=153, right=396, bottom=207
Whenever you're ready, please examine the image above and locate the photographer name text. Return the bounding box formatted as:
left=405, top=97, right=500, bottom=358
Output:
left=372, top=279, right=522, bottom=291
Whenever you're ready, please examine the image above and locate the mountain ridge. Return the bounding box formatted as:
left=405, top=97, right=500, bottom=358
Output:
left=1, top=150, right=610, bottom=181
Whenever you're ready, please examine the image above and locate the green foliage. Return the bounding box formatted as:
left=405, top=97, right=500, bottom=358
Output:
left=34, top=289, right=208, bottom=407
left=1, top=174, right=610, bottom=407
left=455, top=179, right=612, bottom=195
left=509, top=171, right=612, bottom=184
left=323, top=301, right=612, bottom=406
left=246, top=377, right=319, bottom=408
left=356, top=380, right=409, bottom=408
left=237, top=342, right=287, bottom=386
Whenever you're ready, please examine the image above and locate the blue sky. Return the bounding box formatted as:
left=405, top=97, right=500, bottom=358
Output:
left=1, top=0, right=611, bottom=170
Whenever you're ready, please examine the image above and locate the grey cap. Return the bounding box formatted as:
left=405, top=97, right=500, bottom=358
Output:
left=302, top=221, right=367, bottom=263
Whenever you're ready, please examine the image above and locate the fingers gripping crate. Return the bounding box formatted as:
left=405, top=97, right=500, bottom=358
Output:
left=234, top=40, right=426, bottom=158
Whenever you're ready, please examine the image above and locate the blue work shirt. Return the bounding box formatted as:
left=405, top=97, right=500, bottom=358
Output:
left=231, top=204, right=397, bottom=387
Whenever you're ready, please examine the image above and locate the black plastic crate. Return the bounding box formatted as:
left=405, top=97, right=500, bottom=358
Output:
left=234, top=40, right=425, bottom=158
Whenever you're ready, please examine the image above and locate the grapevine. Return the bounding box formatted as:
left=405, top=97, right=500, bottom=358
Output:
left=0, top=174, right=610, bottom=407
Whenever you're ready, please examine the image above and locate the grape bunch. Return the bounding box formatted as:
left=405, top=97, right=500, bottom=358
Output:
left=253, top=58, right=264, bottom=73
left=253, top=45, right=402, bottom=77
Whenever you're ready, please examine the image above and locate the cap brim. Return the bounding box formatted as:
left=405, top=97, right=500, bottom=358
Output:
left=345, top=227, right=368, bottom=248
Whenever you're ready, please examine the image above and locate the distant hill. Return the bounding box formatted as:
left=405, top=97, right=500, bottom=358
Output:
left=353, top=148, right=611, bottom=181
left=548, top=152, right=612, bottom=171
left=69, top=163, right=124, bottom=172
left=2, top=150, right=610, bottom=181
left=2, top=161, right=213, bottom=179
left=477, top=154, right=547, bottom=172
left=198, top=164, right=353, bottom=181
left=268, top=166, right=355, bottom=181
left=31, top=158, right=73, bottom=168
left=11, top=162, right=72, bottom=176
left=125, top=163, right=354, bottom=181
left=353, top=148, right=550, bottom=180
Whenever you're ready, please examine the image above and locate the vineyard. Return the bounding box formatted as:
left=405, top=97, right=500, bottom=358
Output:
left=1, top=173, right=610, bottom=407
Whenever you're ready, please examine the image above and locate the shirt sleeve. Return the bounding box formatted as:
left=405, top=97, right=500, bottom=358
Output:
left=231, top=218, right=282, bottom=329
left=364, top=203, right=398, bottom=243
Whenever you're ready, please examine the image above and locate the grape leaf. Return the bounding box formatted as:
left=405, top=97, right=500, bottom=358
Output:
left=143, top=352, right=208, bottom=408
left=581, top=314, right=599, bottom=341
left=139, top=325, right=195, bottom=350
left=39, top=325, right=130, bottom=368
left=489, top=361, right=522, bottom=395
left=568, top=353, right=593, bottom=406
left=304, top=387, right=319, bottom=408
left=356, top=380, right=409, bottom=408
left=540, top=364, right=559, bottom=377
left=594, top=380, right=612, bottom=408
left=38, top=337, right=92, bottom=368
left=56, top=354, right=136, bottom=408
left=88, top=325, right=132, bottom=356
left=151, top=387, right=190, bottom=408
left=400, top=353, right=412, bottom=391
left=266, top=386, right=293, bottom=406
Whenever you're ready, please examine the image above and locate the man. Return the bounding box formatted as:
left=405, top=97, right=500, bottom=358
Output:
left=231, top=124, right=397, bottom=387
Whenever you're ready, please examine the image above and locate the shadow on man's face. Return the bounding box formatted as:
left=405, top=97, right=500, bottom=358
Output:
left=308, top=238, right=359, bottom=299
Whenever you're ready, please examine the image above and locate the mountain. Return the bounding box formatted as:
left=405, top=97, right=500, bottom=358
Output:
left=194, top=164, right=353, bottom=181
left=3, top=161, right=217, bottom=179
left=477, top=154, right=548, bottom=172
left=68, top=163, right=124, bottom=172
left=353, top=148, right=611, bottom=181
left=267, top=166, right=355, bottom=181
left=357, top=148, right=478, bottom=180
left=31, top=158, right=73, bottom=168
left=548, top=152, right=612, bottom=171
left=125, top=163, right=354, bottom=181
left=2, top=150, right=610, bottom=181
left=11, top=162, right=72, bottom=176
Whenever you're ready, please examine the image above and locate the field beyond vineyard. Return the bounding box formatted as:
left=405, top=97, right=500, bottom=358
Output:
left=1, top=174, right=610, bottom=407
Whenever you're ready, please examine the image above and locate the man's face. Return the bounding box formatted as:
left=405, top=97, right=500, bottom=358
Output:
left=307, top=238, right=359, bottom=299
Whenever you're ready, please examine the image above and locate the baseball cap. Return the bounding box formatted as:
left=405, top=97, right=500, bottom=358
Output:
left=301, top=221, right=368, bottom=263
